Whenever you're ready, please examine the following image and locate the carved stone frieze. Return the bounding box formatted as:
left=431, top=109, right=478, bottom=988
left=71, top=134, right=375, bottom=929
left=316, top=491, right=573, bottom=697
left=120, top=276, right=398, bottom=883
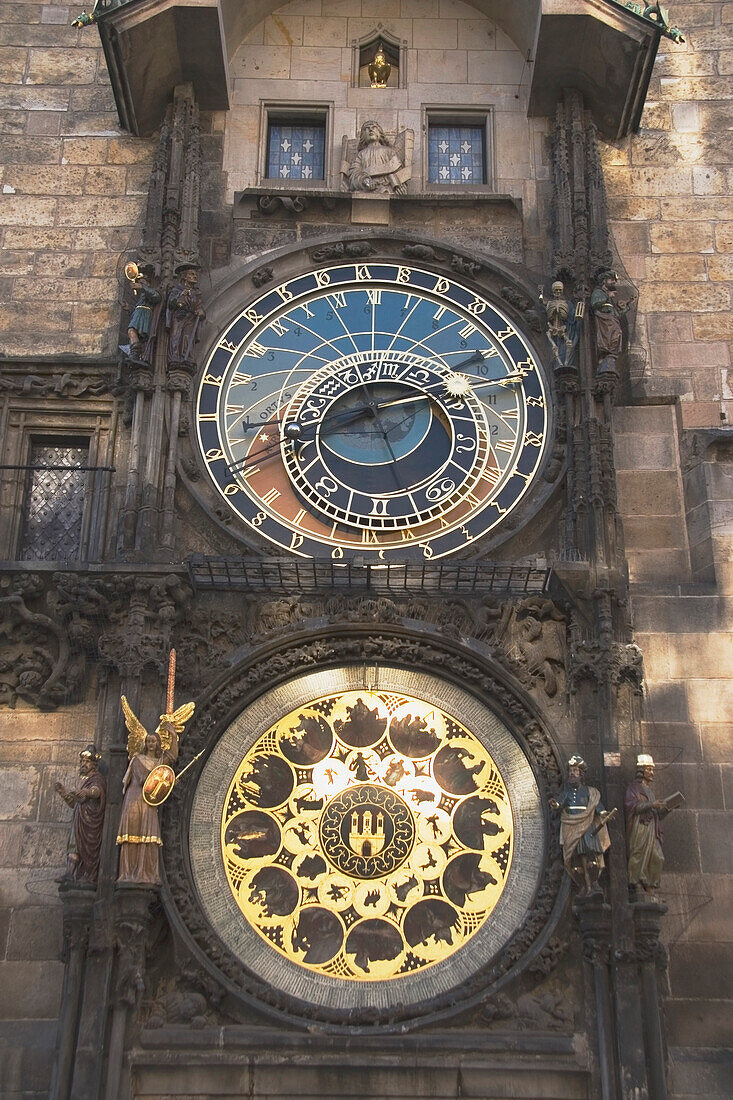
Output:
left=0, top=569, right=198, bottom=710
left=112, top=885, right=158, bottom=1009
left=0, top=367, right=117, bottom=399
left=97, top=574, right=192, bottom=679
left=191, top=592, right=572, bottom=707
left=481, top=981, right=575, bottom=1031
left=145, top=958, right=229, bottom=1030
left=450, top=254, right=483, bottom=279
left=161, top=627, right=564, bottom=1029
left=569, top=638, right=644, bottom=693
left=551, top=89, right=613, bottom=298
left=251, top=265, right=274, bottom=288
left=528, top=935, right=567, bottom=977
left=138, top=82, right=200, bottom=276
left=573, top=896, right=612, bottom=966
left=310, top=240, right=376, bottom=262
left=401, top=243, right=442, bottom=262
left=0, top=572, right=120, bottom=710
left=175, top=609, right=247, bottom=691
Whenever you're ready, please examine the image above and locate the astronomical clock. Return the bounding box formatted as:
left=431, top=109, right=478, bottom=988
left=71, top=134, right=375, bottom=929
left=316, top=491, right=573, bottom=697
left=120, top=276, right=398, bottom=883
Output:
left=166, top=244, right=561, bottom=1027
left=194, top=260, right=551, bottom=560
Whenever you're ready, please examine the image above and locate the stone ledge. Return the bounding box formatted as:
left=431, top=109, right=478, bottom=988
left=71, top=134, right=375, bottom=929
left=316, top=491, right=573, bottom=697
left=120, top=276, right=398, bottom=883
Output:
left=138, top=1024, right=579, bottom=1056
left=233, top=187, right=521, bottom=221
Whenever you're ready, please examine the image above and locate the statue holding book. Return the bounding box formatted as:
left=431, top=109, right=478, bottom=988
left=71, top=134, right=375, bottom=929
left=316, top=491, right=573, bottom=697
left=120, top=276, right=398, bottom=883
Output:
left=624, top=753, right=684, bottom=896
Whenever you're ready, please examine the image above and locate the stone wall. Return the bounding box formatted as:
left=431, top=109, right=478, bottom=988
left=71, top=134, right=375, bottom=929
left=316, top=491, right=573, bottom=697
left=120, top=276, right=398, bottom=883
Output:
left=605, top=10, right=733, bottom=1086
left=0, top=2, right=732, bottom=1099
left=0, top=0, right=155, bottom=359
left=602, top=3, right=733, bottom=428
left=0, top=702, right=97, bottom=1094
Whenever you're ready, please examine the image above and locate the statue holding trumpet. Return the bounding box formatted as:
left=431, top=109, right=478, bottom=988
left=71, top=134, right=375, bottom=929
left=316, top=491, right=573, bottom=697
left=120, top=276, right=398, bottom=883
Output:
left=117, top=650, right=195, bottom=885
left=119, top=261, right=162, bottom=365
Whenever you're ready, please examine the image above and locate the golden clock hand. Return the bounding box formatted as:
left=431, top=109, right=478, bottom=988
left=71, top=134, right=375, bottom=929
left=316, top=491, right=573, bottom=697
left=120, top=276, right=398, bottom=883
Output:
left=362, top=383, right=405, bottom=492
left=228, top=436, right=287, bottom=473
left=445, top=372, right=525, bottom=397
left=374, top=392, right=432, bottom=412
left=471, top=373, right=525, bottom=388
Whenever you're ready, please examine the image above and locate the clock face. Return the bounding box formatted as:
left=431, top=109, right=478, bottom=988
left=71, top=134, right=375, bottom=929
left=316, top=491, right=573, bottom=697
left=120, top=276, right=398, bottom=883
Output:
left=188, top=666, right=546, bottom=1016
left=196, top=262, right=550, bottom=560
left=218, top=688, right=514, bottom=983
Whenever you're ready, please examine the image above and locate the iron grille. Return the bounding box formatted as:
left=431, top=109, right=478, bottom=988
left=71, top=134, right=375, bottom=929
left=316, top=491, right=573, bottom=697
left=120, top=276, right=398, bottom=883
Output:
left=188, top=555, right=550, bottom=597
left=19, top=443, right=89, bottom=561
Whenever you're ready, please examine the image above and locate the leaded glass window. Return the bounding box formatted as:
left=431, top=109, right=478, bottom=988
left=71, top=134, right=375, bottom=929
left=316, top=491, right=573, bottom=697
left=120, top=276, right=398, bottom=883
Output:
left=19, top=441, right=89, bottom=561
left=266, top=121, right=326, bottom=181
left=428, top=123, right=486, bottom=185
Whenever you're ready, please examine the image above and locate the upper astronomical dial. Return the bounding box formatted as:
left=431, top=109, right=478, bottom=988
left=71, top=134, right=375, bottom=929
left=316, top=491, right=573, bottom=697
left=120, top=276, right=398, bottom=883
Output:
left=196, top=262, right=550, bottom=560
left=281, top=352, right=490, bottom=530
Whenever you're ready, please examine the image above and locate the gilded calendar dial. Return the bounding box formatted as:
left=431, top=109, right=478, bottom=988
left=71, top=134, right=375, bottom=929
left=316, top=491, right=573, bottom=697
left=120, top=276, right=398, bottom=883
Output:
left=189, top=667, right=546, bottom=1016
left=219, top=690, right=513, bottom=981
left=196, top=262, right=550, bottom=559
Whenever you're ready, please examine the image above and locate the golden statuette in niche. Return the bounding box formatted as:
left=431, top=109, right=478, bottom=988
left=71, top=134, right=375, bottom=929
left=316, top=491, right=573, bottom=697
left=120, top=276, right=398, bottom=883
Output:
left=221, top=689, right=513, bottom=981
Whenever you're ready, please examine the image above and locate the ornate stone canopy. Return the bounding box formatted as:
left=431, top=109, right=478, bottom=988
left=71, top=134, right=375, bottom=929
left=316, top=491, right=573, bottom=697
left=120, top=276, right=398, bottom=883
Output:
left=95, top=0, right=669, bottom=138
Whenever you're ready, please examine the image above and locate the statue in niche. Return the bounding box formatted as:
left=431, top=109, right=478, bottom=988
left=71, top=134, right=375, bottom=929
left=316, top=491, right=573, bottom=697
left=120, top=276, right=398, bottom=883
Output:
left=539, top=279, right=584, bottom=372
left=590, top=268, right=637, bottom=376
left=117, top=695, right=194, bottom=885
left=550, top=755, right=613, bottom=896
left=342, top=121, right=413, bottom=195
left=119, top=262, right=162, bottom=365
left=625, top=753, right=684, bottom=897
left=166, top=264, right=206, bottom=367
left=55, top=744, right=107, bottom=885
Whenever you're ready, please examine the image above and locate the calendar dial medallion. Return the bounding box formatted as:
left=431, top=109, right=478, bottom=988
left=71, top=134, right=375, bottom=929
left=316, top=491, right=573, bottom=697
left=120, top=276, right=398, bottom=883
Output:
left=196, top=262, right=550, bottom=559
left=218, top=688, right=514, bottom=982
left=188, top=666, right=547, bottom=1017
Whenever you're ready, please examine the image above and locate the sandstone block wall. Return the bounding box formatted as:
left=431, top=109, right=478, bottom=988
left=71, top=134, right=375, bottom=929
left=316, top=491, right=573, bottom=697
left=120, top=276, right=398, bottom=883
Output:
left=606, top=12, right=733, bottom=1080
left=603, top=3, right=733, bottom=429
left=0, top=702, right=97, bottom=1094
left=0, top=0, right=155, bottom=359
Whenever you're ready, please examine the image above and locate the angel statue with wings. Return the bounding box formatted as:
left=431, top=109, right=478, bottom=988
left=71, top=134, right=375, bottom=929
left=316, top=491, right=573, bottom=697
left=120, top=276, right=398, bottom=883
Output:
left=342, top=120, right=414, bottom=195
left=117, top=688, right=194, bottom=885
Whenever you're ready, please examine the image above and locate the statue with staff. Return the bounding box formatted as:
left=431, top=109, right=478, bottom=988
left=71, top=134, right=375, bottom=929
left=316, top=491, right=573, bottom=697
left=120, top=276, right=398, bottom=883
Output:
left=116, top=651, right=196, bottom=885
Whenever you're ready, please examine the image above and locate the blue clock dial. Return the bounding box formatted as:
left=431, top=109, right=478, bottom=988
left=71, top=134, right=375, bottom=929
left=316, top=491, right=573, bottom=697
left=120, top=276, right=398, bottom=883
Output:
left=196, top=262, right=551, bottom=560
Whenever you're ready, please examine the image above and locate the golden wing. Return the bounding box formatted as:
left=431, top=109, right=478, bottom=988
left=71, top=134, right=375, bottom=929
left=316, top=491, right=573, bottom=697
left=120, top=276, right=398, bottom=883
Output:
left=167, top=700, right=195, bottom=733
left=121, top=695, right=147, bottom=757
left=156, top=700, right=195, bottom=749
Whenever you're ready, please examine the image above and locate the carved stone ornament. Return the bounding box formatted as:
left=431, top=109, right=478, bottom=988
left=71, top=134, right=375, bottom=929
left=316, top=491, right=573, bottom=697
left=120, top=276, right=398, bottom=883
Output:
left=161, top=626, right=565, bottom=1030
left=0, top=572, right=115, bottom=710
left=173, top=593, right=569, bottom=709
left=569, top=639, right=644, bottom=693
left=481, top=980, right=574, bottom=1031
left=0, top=366, right=117, bottom=399
left=341, top=121, right=414, bottom=194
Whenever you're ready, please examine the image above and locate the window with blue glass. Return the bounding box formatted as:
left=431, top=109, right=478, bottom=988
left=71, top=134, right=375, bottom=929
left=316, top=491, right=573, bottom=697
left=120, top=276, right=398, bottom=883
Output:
left=428, top=123, right=487, bottom=185
left=266, top=120, right=326, bottom=181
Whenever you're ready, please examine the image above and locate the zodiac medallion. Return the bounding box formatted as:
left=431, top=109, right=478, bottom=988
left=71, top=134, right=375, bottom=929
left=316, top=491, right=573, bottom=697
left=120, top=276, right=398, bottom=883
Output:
left=220, top=689, right=514, bottom=982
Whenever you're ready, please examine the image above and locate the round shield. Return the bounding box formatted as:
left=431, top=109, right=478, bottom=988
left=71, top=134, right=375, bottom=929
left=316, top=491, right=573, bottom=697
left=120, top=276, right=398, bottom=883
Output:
left=143, top=763, right=176, bottom=807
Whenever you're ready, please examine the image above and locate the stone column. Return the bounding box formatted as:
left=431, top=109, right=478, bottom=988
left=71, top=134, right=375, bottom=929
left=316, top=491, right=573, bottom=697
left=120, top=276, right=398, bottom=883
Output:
left=103, top=884, right=158, bottom=1100
left=632, top=899, right=669, bottom=1100
left=50, top=884, right=96, bottom=1100
left=574, top=896, right=618, bottom=1100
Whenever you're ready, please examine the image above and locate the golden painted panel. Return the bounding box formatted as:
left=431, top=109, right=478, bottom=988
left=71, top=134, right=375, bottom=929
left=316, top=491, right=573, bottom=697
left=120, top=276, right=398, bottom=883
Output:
left=221, top=689, right=513, bottom=981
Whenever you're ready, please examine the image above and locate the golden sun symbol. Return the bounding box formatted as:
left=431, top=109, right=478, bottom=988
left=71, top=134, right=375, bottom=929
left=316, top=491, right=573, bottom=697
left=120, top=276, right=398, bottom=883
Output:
left=445, top=373, right=472, bottom=397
